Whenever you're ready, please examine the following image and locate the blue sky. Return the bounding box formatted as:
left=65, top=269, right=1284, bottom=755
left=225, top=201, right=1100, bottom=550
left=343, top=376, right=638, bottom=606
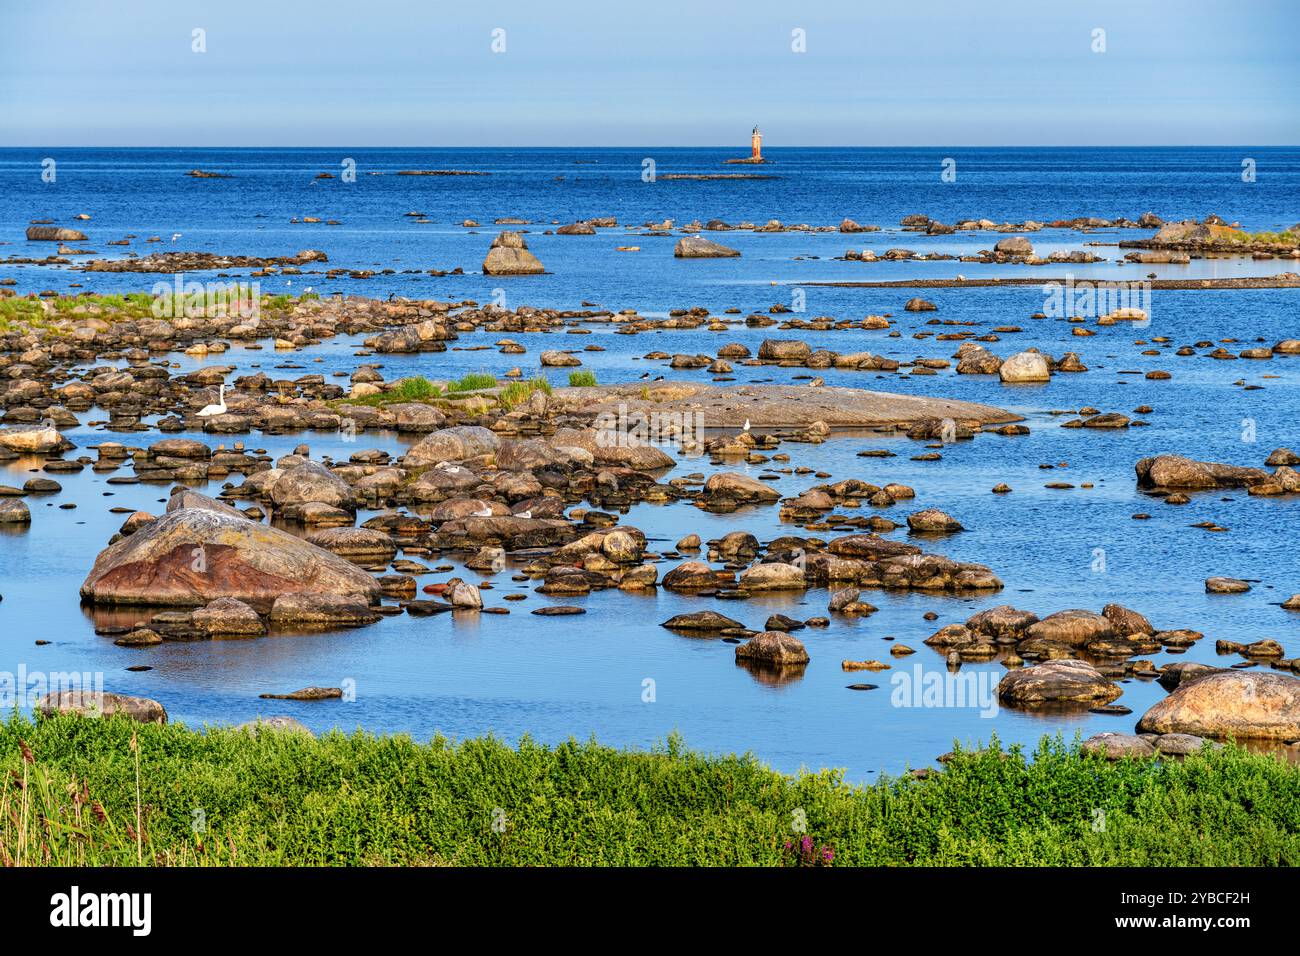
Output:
left=3, top=0, right=1297, bottom=146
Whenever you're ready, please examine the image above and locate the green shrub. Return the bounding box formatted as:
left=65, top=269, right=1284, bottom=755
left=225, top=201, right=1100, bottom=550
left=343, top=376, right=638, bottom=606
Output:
left=3, top=716, right=1299, bottom=867
left=568, top=370, right=598, bottom=387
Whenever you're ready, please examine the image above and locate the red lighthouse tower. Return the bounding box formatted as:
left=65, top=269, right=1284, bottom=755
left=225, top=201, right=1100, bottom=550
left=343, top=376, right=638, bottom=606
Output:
left=750, top=125, right=763, bottom=162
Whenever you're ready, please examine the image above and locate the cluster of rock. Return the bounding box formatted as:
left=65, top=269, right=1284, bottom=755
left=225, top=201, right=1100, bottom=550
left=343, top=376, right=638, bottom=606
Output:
left=77, top=250, right=328, bottom=273
left=1120, top=217, right=1300, bottom=257
left=1136, top=453, right=1300, bottom=497
left=899, top=212, right=1164, bottom=233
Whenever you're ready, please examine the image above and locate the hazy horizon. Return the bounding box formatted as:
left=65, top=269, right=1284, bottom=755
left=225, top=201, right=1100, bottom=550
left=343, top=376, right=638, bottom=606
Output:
left=3, top=0, right=1297, bottom=148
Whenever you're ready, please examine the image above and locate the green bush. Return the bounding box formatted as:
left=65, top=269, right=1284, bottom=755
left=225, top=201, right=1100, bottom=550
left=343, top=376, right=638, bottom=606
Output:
left=2, top=716, right=1299, bottom=867
left=568, top=370, right=598, bottom=387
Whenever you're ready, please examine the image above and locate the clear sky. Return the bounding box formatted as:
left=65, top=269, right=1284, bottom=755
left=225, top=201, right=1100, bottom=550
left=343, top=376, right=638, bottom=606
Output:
left=3, top=0, right=1297, bottom=146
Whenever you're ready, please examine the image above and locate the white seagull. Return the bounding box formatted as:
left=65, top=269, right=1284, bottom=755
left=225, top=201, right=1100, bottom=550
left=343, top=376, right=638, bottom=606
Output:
left=197, top=384, right=227, bottom=417
left=470, top=506, right=493, bottom=517
left=515, top=510, right=532, bottom=519
left=742, top=419, right=751, bottom=432
left=171, top=233, right=182, bottom=242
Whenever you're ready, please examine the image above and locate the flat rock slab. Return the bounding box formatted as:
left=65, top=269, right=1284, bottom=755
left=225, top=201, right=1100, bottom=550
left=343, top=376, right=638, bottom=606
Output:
left=557, top=383, right=1021, bottom=429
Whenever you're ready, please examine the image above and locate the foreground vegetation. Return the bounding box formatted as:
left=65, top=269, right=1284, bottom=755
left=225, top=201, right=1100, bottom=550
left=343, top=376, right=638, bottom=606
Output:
left=2, top=714, right=1298, bottom=866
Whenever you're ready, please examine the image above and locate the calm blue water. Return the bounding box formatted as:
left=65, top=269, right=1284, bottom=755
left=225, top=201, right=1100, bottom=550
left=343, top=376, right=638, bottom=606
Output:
left=1, top=148, right=1298, bottom=779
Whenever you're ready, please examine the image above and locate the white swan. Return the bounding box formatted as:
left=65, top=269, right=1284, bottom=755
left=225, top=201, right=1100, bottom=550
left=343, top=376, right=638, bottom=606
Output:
left=197, top=384, right=227, bottom=417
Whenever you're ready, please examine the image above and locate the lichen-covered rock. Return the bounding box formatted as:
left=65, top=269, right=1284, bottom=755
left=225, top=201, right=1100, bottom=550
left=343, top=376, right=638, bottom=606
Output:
left=80, top=507, right=379, bottom=608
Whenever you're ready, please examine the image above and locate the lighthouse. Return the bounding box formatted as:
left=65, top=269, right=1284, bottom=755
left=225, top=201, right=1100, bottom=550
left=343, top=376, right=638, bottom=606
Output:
left=751, top=125, right=763, bottom=162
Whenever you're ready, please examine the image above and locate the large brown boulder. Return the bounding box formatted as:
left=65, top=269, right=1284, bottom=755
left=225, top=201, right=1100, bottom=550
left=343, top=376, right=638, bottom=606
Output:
left=192, top=597, right=266, bottom=636
left=550, top=426, right=675, bottom=470
left=703, top=471, right=780, bottom=503
left=38, top=691, right=166, bottom=724
left=674, top=237, right=740, bottom=258
left=0, top=425, right=66, bottom=454
left=735, top=631, right=809, bottom=667
left=1135, top=454, right=1271, bottom=490
left=966, top=605, right=1039, bottom=641
left=270, top=461, right=354, bottom=510
left=404, top=426, right=501, bottom=468
left=80, top=507, right=380, bottom=609
left=1023, top=609, right=1113, bottom=648
left=1136, top=671, right=1300, bottom=740
left=27, top=225, right=87, bottom=242
left=483, top=231, right=545, bottom=275
left=757, top=339, right=813, bottom=363
left=998, top=659, right=1121, bottom=706
left=739, top=562, right=806, bottom=591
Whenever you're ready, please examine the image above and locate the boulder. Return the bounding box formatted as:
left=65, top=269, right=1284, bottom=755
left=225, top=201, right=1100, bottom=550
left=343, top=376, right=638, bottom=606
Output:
left=1137, top=671, right=1300, bottom=740
left=998, top=659, right=1121, bottom=705
left=38, top=690, right=166, bottom=724
left=1024, top=609, right=1113, bottom=647
left=483, top=231, right=545, bottom=275
left=404, top=426, right=501, bottom=468
left=80, top=507, right=380, bottom=608
left=906, top=508, right=964, bottom=533
left=998, top=351, right=1050, bottom=383
left=703, top=471, right=780, bottom=503
left=191, top=597, right=266, bottom=636
left=0, top=425, right=66, bottom=454
left=739, top=562, right=807, bottom=591
left=0, top=499, right=31, bottom=524
left=674, top=237, right=740, bottom=258
left=994, top=236, right=1033, bottom=256
left=1081, top=733, right=1156, bottom=759
left=661, top=611, right=744, bottom=632
left=966, top=605, right=1039, bottom=640
left=1102, top=603, right=1154, bottom=636
left=27, top=226, right=87, bottom=242
left=757, top=339, right=813, bottom=363
left=735, top=631, right=809, bottom=667
left=268, top=592, right=380, bottom=628
left=270, top=461, right=354, bottom=511
left=1135, top=455, right=1270, bottom=490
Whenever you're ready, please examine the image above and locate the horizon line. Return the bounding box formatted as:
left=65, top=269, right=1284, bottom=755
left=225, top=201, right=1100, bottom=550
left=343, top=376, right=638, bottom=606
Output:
left=3, top=144, right=1298, bottom=150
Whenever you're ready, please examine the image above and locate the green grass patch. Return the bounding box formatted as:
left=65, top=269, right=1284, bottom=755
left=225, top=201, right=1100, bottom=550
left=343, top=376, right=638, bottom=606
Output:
left=2, top=715, right=1299, bottom=866
left=498, top=376, right=552, bottom=411
left=338, top=376, right=442, bottom=408
left=446, top=372, right=498, bottom=393
left=568, top=370, right=598, bottom=387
